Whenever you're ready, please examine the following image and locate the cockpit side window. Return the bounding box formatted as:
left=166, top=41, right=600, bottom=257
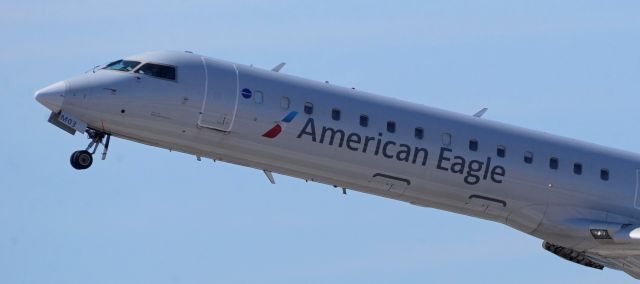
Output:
left=103, top=60, right=141, bottom=72
left=135, top=63, right=176, bottom=81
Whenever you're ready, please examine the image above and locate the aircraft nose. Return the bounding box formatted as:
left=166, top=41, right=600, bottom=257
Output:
left=35, top=81, right=66, bottom=112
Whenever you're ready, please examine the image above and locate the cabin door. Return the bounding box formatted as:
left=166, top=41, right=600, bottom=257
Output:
left=198, top=57, right=239, bottom=132
left=635, top=170, right=640, bottom=209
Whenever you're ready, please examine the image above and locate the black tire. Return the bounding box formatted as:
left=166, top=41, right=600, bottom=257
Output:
left=70, top=150, right=93, bottom=170
left=70, top=151, right=80, bottom=169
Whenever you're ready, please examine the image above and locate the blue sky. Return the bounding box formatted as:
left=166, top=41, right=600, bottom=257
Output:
left=2, top=1, right=640, bottom=283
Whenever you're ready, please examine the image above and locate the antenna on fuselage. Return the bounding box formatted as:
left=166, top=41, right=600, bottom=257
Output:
left=473, top=108, right=488, bottom=118
left=263, top=170, right=276, bottom=184
left=271, top=62, right=286, bottom=72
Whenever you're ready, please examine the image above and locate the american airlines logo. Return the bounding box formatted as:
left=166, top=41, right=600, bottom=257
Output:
left=262, top=111, right=298, bottom=138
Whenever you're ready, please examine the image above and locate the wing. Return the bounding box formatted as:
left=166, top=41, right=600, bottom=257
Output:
left=544, top=241, right=640, bottom=279
left=586, top=252, right=640, bottom=279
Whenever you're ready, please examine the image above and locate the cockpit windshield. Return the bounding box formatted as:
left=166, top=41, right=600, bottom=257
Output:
left=135, top=63, right=176, bottom=81
left=102, top=60, right=141, bottom=72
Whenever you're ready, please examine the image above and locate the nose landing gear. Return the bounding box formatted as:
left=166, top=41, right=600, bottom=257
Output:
left=70, top=129, right=111, bottom=170
left=70, top=150, right=93, bottom=170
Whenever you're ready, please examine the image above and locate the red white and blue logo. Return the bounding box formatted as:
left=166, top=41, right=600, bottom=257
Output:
left=262, top=111, right=298, bottom=138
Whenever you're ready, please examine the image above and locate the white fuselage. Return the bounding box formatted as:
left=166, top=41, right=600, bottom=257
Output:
left=34, top=51, right=640, bottom=279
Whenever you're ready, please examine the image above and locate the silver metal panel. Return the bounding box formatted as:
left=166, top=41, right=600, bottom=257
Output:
left=198, top=57, right=239, bottom=132
left=635, top=169, right=640, bottom=209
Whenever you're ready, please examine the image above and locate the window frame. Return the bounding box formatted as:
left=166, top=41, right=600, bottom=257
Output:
left=331, top=108, right=341, bottom=121
left=386, top=121, right=396, bottom=133
left=600, top=168, right=610, bottom=181
left=524, top=151, right=534, bottom=164
left=573, top=163, right=583, bottom=175
left=102, top=59, right=142, bottom=72
left=442, top=133, right=452, bottom=146
left=133, top=62, right=178, bottom=82
left=497, top=145, right=506, bottom=158
left=549, top=157, right=559, bottom=170
left=359, top=115, right=369, bottom=127
left=304, top=102, right=314, bottom=115
left=469, top=139, right=479, bottom=152
left=281, top=97, right=290, bottom=109
left=254, top=91, right=264, bottom=104
left=414, top=127, right=424, bottom=140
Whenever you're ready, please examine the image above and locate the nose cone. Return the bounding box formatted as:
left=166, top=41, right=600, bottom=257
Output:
left=35, top=81, right=66, bottom=112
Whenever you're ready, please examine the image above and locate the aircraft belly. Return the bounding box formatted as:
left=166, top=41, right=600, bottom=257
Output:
left=112, top=132, right=520, bottom=226
left=203, top=134, right=521, bottom=224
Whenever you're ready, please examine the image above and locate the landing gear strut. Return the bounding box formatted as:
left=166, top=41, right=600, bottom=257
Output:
left=70, top=129, right=111, bottom=170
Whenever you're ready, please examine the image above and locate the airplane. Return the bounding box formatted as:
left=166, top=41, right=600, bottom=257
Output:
left=34, top=51, right=640, bottom=279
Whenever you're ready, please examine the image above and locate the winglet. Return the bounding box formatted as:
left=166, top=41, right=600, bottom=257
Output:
left=473, top=108, right=488, bottom=118
left=271, top=62, right=286, bottom=72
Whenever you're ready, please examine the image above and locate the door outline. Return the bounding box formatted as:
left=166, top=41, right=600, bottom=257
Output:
left=635, top=169, right=640, bottom=209
left=197, top=57, right=240, bottom=132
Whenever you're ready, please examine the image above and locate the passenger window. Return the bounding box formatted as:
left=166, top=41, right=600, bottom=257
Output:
left=332, top=108, right=341, bottom=121
left=304, top=102, right=313, bottom=114
left=469, top=139, right=478, bottom=151
left=387, top=121, right=396, bottom=133
left=360, top=115, right=369, bottom=127
left=135, top=63, right=176, bottom=80
left=549, top=157, right=559, bottom=170
left=254, top=91, right=264, bottom=104
left=497, top=145, right=506, bottom=158
left=573, top=163, right=582, bottom=175
left=601, top=169, right=610, bottom=181
left=524, top=151, right=533, bottom=164
left=281, top=97, right=290, bottom=109
left=442, top=133, right=452, bottom=146
left=415, top=127, right=424, bottom=139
